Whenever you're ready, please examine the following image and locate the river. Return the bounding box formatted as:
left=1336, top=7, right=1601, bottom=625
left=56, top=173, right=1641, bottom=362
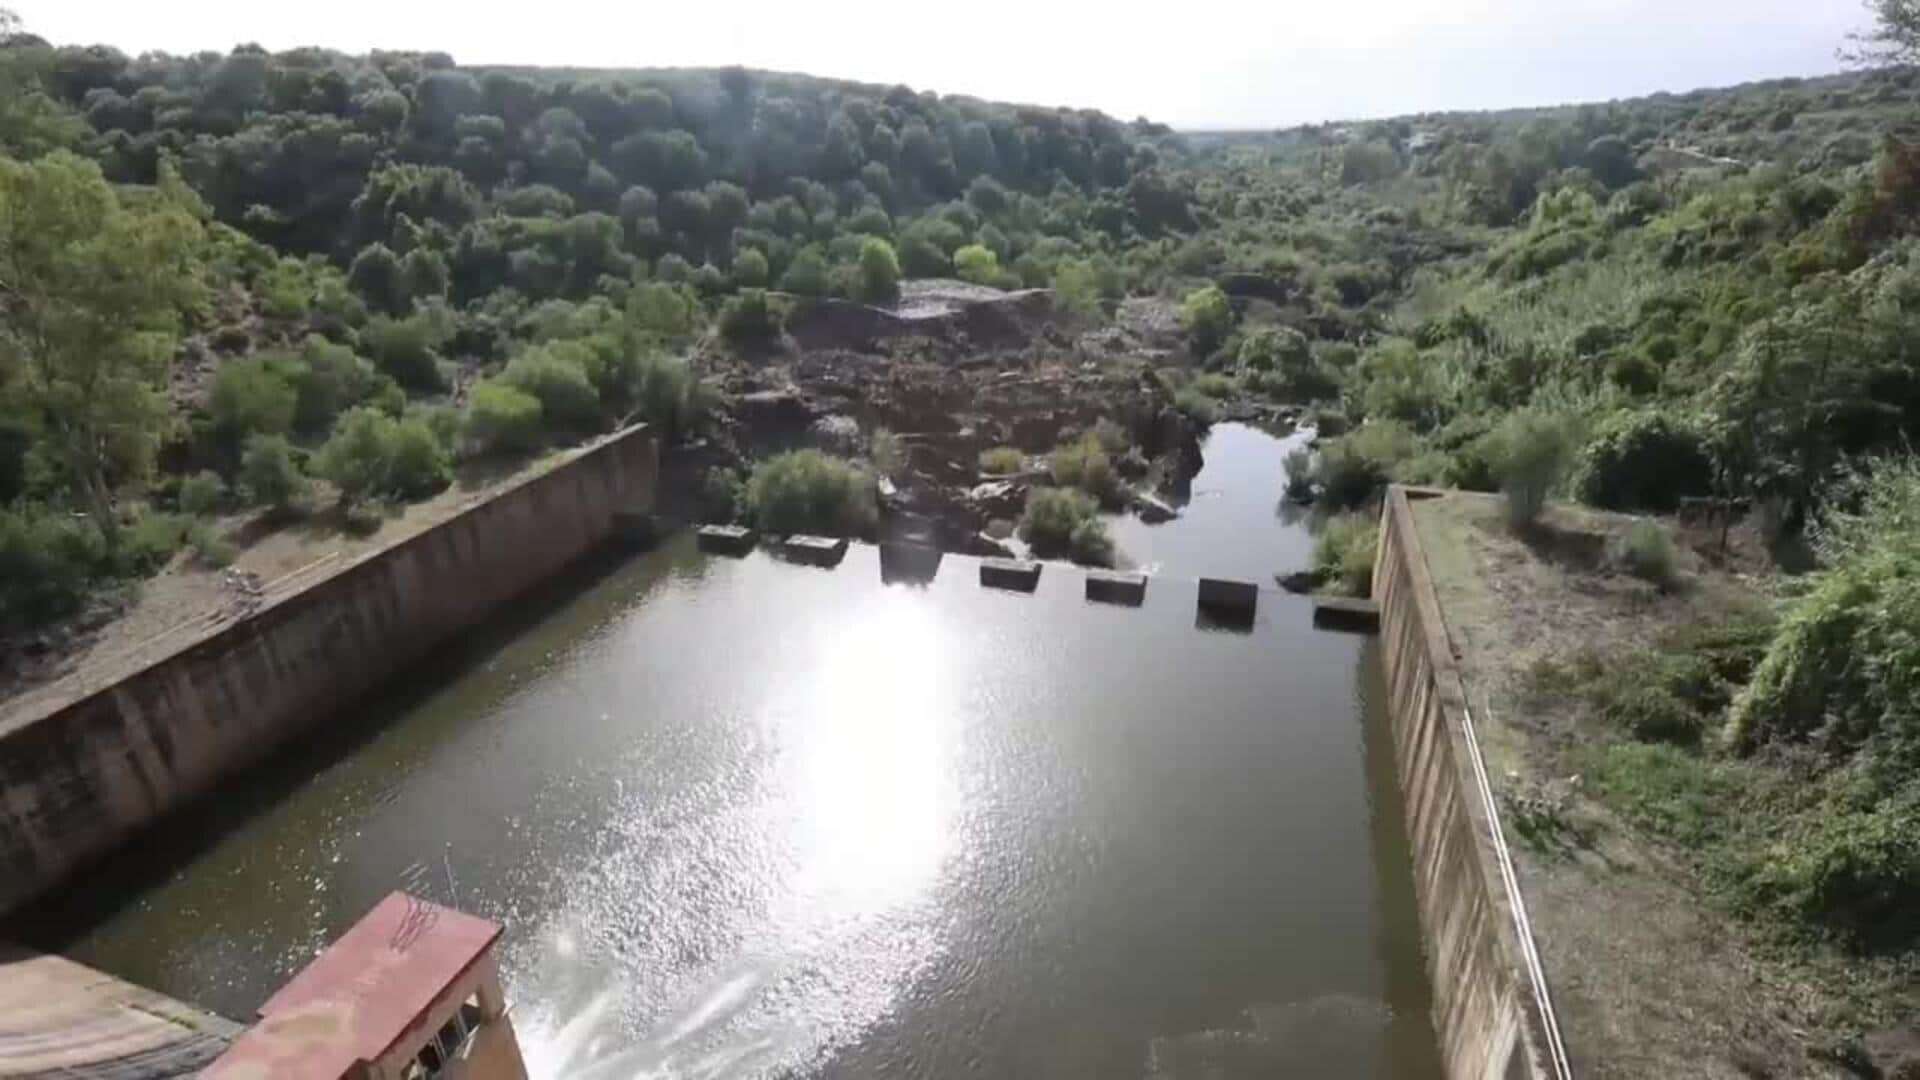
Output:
left=27, top=423, right=1442, bottom=1079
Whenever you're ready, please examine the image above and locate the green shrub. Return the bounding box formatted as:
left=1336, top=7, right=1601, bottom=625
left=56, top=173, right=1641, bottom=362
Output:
left=869, top=428, right=905, bottom=477
left=732, top=248, right=769, bottom=288
left=178, top=470, right=227, bottom=517
left=1738, top=796, right=1920, bottom=949
left=953, top=244, right=1002, bottom=286
left=239, top=434, right=310, bottom=510
left=386, top=417, right=452, bottom=499
left=1173, top=388, right=1219, bottom=426
left=1050, top=434, right=1114, bottom=500
left=1315, top=420, right=1418, bottom=509
left=1486, top=409, right=1576, bottom=528
left=1618, top=520, right=1678, bottom=585
left=856, top=237, right=901, bottom=304
left=360, top=311, right=451, bottom=392
left=1052, top=261, right=1101, bottom=317
left=0, top=505, right=111, bottom=631
left=700, top=467, right=743, bottom=523
left=502, top=345, right=602, bottom=432
left=1069, top=515, right=1115, bottom=565
left=186, top=521, right=237, bottom=568
left=1180, top=285, right=1233, bottom=356
left=718, top=288, right=783, bottom=344
left=315, top=407, right=397, bottom=504
left=466, top=382, right=545, bottom=454
left=1574, top=410, right=1713, bottom=512
left=1090, top=418, right=1131, bottom=455
left=980, top=446, right=1025, bottom=474
left=1284, top=446, right=1314, bottom=500
left=290, top=337, right=384, bottom=435
left=744, top=450, right=878, bottom=537
left=1313, top=513, right=1379, bottom=597
left=1019, top=486, right=1111, bottom=564
left=1603, top=684, right=1703, bottom=745
left=209, top=357, right=298, bottom=439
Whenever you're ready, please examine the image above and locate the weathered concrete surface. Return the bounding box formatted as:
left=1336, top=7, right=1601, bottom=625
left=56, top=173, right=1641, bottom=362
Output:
left=0, top=945, right=240, bottom=1077
left=781, top=534, right=849, bottom=568
left=879, top=542, right=943, bottom=584
left=1196, top=578, right=1259, bottom=625
left=1085, top=570, right=1148, bottom=606
left=0, top=426, right=658, bottom=918
left=978, top=558, right=1042, bottom=592
left=1312, top=596, right=1381, bottom=633
left=1373, top=486, right=1555, bottom=1080
left=696, top=524, right=757, bottom=556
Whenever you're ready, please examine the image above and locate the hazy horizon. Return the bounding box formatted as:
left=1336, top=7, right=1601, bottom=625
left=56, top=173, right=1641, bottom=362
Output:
left=13, top=0, right=1872, bottom=129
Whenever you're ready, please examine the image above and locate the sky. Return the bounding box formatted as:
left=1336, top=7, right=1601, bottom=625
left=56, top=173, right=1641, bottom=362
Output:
left=15, top=0, right=1873, bottom=129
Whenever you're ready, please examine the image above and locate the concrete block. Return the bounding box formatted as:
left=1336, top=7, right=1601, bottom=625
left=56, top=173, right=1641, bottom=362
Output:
left=1197, top=577, right=1259, bottom=616
left=1313, top=596, right=1380, bottom=634
left=979, top=558, right=1042, bottom=592
left=781, top=534, right=849, bottom=568
left=1085, top=570, right=1148, bottom=606
left=696, top=524, right=756, bottom=556
left=879, top=542, right=942, bottom=584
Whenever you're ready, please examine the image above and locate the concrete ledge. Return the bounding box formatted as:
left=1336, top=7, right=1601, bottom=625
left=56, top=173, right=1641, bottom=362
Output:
left=0, top=424, right=659, bottom=919
left=782, top=534, right=849, bottom=567
left=879, top=542, right=942, bottom=584
left=979, top=558, right=1042, bottom=592
left=1312, top=596, right=1380, bottom=633
left=696, top=524, right=757, bottom=556
left=1085, top=570, right=1148, bottom=606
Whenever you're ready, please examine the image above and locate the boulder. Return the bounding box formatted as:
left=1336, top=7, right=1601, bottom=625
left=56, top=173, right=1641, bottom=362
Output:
left=1133, top=491, right=1180, bottom=524
left=1276, top=570, right=1319, bottom=595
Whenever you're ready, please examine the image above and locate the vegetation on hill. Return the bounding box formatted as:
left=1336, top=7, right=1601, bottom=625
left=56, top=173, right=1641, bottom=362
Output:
left=5, top=2, right=1920, bottom=964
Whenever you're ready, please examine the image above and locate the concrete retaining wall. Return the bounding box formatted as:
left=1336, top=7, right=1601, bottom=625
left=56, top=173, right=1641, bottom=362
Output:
left=0, top=426, right=659, bottom=917
left=1373, top=487, right=1555, bottom=1080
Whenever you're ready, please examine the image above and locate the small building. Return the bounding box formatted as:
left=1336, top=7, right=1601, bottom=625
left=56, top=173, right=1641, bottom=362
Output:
left=206, top=892, right=527, bottom=1080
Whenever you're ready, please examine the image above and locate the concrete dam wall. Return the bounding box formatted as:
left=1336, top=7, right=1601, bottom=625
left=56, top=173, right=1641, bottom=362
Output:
left=0, top=425, right=659, bottom=917
left=1373, top=487, right=1561, bottom=1080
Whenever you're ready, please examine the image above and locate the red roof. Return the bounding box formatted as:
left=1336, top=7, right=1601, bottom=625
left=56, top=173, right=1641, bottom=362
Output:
left=206, top=892, right=503, bottom=1080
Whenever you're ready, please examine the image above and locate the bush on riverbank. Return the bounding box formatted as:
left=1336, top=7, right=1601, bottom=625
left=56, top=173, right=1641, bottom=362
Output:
left=980, top=446, right=1025, bottom=475
left=1313, top=513, right=1378, bottom=597
left=1019, top=486, right=1112, bottom=564
left=744, top=450, right=878, bottom=537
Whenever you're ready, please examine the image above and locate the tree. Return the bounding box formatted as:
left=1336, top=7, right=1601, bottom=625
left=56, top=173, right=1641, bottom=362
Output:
left=780, top=248, right=830, bottom=295
left=1179, top=285, right=1233, bottom=357
left=466, top=381, right=543, bottom=453
left=0, top=152, right=203, bottom=540
left=1847, top=0, right=1920, bottom=65
left=953, top=244, right=1001, bottom=286
left=314, top=407, right=396, bottom=504
left=239, top=433, right=309, bottom=510
left=732, top=248, right=769, bottom=288
left=0, top=10, right=86, bottom=159
left=856, top=237, right=901, bottom=304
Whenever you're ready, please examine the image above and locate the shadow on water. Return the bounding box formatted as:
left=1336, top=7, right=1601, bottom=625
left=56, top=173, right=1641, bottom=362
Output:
left=2, top=539, right=673, bottom=958
left=1356, top=635, right=1447, bottom=1077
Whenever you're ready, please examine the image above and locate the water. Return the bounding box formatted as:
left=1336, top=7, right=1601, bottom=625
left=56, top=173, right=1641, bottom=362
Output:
left=24, top=424, right=1441, bottom=1078
left=1108, top=422, right=1317, bottom=581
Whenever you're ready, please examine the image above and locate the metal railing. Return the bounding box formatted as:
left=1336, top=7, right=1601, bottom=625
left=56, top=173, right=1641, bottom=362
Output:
left=1459, top=695, right=1575, bottom=1080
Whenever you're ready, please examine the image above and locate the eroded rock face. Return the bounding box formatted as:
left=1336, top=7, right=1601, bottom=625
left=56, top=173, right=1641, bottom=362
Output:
left=707, top=276, right=1209, bottom=561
